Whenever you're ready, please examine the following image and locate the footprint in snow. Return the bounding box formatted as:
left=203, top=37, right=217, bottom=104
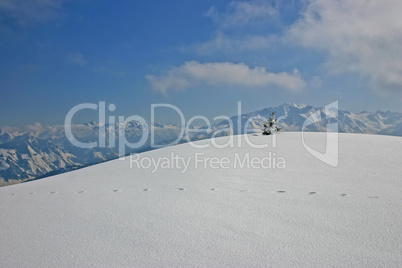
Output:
left=277, top=191, right=286, bottom=193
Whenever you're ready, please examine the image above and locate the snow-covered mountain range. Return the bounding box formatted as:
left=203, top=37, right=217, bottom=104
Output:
left=0, top=122, right=182, bottom=185
left=1, top=103, right=401, bottom=185
left=223, top=103, right=402, bottom=136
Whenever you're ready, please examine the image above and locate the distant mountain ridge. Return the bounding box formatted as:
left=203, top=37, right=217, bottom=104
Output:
left=243, top=103, right=402, bottom=136
left=1, top=103, right=401, bottom=185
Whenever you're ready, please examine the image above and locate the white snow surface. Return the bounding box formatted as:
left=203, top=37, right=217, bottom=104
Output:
left=0, top=132, right=401, bottom=267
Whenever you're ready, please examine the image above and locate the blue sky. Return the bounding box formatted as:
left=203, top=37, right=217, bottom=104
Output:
left=0, top=0, right=401, bottom=128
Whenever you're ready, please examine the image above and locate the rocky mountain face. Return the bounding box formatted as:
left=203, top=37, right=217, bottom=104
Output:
left=1, top=103, right=401, bottom=186
left=0, top=122, right=182, bottom=185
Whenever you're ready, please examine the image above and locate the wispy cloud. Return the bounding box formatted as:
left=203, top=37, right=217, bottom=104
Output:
left=0, top=0, right=64, bottom=26
left=183, top=0, right=282, bottom=55
left=287, top=0, right=402, bottom=91
left=67, top=52, right=87, bottom=66
left=146, top=61, right=305, bottom=94
left=24, top=122, right=46, bottom=134
left=93, top=65, right=126, bottom=78
left=187, top=32, right=276, bottom=55
left=309, top=76, right=323, bottom=89
left=205, top=0, right=278, bottom=29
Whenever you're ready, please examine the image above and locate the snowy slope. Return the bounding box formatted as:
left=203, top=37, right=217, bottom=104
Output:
left=0, top=133, right=401, bottom=267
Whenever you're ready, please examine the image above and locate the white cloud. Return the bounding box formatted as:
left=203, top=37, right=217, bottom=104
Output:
left=287, top=0, right=402, bottom=91
left=205, top=0, right=278, bottom=29
left=0, top=0, right=64, bottom=25
left=193, top=0, right=402, bottom=92
left=146, top=61, right=305, bottom=94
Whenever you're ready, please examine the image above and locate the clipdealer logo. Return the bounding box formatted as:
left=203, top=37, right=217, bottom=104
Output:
left=64, top=101, right=339, bottom=169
